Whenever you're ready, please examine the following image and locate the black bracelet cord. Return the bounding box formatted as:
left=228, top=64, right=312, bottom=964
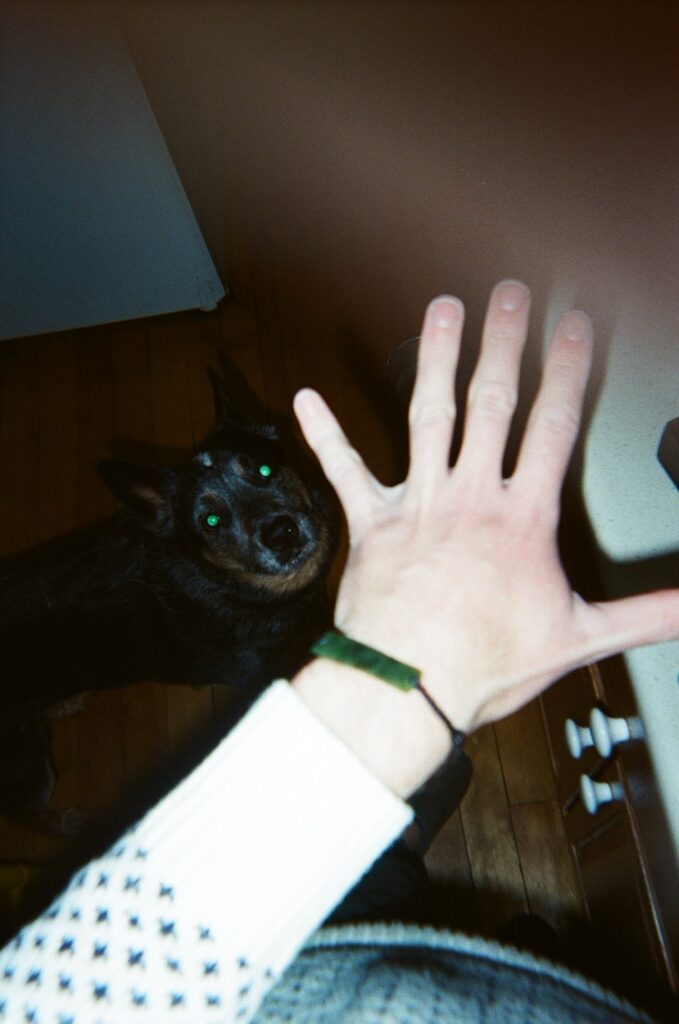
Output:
left=310, top=630, right=465, bottom=749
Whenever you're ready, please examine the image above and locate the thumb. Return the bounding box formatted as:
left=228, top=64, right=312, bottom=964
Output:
left=586, top=588, right=679, bottom=661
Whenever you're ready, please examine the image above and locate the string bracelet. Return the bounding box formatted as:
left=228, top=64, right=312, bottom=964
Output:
left=310, top=630, right=465, bottom=749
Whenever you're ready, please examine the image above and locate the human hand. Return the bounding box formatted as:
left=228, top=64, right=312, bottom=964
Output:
left=294, top=281, right=679, bottom=735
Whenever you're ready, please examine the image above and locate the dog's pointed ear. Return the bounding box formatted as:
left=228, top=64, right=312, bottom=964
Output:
left=98, top=460, right=172, bottom=520
left=208, top=353, right=274, bottom=434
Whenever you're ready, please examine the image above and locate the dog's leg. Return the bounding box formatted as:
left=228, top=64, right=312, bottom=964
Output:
left=0, top=710, right=87, bottom=837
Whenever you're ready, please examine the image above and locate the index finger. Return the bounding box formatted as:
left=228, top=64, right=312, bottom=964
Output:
left=513, top=310, right=593, bottom=512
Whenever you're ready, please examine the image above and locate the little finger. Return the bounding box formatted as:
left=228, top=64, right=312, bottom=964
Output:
left=294, top=388, right=381, bottom=532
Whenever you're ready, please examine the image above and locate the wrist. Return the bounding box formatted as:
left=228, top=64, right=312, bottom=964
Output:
left=291, top=656, right=452, bottom=798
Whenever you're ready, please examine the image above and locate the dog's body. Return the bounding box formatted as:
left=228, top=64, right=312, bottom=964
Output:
left=0, top=357, right=339, bottom=829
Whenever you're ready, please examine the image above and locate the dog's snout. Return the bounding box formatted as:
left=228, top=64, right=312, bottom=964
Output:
left=260, top=515, right=301, bottom=555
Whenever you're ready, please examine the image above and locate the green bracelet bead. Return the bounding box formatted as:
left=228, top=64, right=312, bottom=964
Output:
left=311, top=631, right=420, bottom=691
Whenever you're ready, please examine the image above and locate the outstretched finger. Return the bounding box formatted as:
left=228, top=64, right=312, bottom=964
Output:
left=581, top=588, right=679, bottom=663
left=514, top=311, right=592, bottom=510
left=455, top=280, right=531, bottom=485
left=293, top=388, right=380, bottom=534
left=406, top=296, right=464, bottom=497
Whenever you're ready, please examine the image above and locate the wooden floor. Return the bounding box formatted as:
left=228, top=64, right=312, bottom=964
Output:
left=0, top=219, right=586, bottom=954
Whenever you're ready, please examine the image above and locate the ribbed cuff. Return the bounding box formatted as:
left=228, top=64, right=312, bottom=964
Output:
left=129, top=681, right=414, bottom=975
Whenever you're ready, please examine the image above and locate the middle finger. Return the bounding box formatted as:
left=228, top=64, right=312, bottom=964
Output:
left=454, top=280, right=531, bottom=484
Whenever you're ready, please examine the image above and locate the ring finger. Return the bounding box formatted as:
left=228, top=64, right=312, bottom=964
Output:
left=406, top=296, right=464, bottom=498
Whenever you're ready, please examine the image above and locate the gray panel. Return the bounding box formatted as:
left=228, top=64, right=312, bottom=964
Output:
left=0, top=2, right=224, bottom=340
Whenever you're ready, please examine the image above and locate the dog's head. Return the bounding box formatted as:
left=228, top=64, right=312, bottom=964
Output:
left=99, top=356, right=339, bottom=600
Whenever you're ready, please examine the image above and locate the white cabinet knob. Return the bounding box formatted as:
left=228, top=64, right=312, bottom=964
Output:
left=589, top=709, right=643, bottom=758
left=565, top=719, right=594, bottom=759
left=565, top=711, right=643, bottom=759
left=580, top=775, right=624, bottom=815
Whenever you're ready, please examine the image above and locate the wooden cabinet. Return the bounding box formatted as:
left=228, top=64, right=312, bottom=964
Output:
left=540, top=661, right=679, bottom=1019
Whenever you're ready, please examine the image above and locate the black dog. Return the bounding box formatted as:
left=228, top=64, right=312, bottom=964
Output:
left=0, top=355, right=340, bottom=831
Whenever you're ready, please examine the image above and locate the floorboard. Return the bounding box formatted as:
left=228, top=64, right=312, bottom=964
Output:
left=459, top=725, right=529, bottom=935
left=495, top=700, right=556, bottom=805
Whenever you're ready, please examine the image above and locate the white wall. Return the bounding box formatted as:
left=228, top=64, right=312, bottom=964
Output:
left=581, top=287, right=679, bottom=857
left=0, top=2, right=224, bottom=340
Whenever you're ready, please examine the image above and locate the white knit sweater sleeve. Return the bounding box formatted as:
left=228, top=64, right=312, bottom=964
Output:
left=0, top=681, right=413, bottom=1024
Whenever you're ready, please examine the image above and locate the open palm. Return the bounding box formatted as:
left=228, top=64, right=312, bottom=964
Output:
left=294, top=282, right=679, bottom=733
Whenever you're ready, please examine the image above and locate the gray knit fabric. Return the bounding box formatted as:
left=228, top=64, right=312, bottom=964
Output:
left=257, top=924, right=658, bottom=1024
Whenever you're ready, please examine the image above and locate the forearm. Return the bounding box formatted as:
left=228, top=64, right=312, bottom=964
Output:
left=0, top=681, right=413, bottom=1023
left=292, top=655, right=453, bottom=798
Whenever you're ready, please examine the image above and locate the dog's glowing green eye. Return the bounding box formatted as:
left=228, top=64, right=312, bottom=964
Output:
left=204, top=513, right=221, bottom=530
left=258, top=464, right=272, bottom=478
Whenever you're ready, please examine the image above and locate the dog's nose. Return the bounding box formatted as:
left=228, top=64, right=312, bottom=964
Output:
left=260, top=515, right=302, bottom=555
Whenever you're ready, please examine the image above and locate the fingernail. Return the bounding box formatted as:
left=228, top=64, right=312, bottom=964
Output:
left=430, top=295, right=464, bottom=327
left=497, top=280, right=529, bottom=311
left=563, top=311, right=592, bottom=341
left=294, top=388, right=323, bottom=418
